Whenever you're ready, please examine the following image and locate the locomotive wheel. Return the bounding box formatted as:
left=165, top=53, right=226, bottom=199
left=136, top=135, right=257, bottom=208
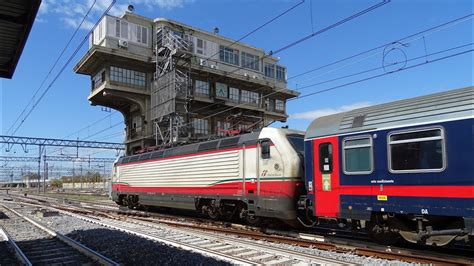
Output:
left=245, top=215, right=262, bottom=226
left=207, top=207, right=221, bottom=220
left=127, top=195, right=140, bottom=210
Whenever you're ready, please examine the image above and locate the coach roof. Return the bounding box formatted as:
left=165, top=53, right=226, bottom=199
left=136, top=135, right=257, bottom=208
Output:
left=305, top=86, right=474, bottom=139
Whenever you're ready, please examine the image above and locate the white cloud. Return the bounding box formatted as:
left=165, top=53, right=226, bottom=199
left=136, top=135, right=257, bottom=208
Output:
left=62, top=17, right=96, bottom=30
left=37, top=0, right=190, bottom=30
left=35, top=17, right=48, bottom=23
left=131, top=0, right=190, bottom=10
left=290, top=102, right=373, bottom=120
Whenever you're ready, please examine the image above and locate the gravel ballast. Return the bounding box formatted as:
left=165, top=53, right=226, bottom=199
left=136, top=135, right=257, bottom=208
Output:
left=3, top=203, right=229, bottom=265
left=3, top=201, right=410, bottom=265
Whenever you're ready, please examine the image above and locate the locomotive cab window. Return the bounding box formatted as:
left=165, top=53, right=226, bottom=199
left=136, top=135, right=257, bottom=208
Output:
left=389, top=128, right=445, bottom=172
left=261, top=140, right=271, bottom=159
left=318, top=143, right=333, bottom=173
left=343, top=136, right=373, bottom=174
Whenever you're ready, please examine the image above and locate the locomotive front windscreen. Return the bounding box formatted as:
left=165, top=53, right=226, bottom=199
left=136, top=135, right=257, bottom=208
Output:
left=287, top=135, right=305, bottom=154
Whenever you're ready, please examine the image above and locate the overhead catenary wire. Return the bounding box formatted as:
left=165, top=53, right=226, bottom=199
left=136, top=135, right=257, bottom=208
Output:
left=272, top=0, right=390, bottom=55
left=47, top=115, right=122, bottom=156
left=288, top=13, right=473, bottom=82
left=9, top=0, right=117, bottom=137
left=196, top=0, right=305, bottom=66
left=289, top=48, right=472, bottom=101
left=65, top=111, right=119, bottom=139
left=291, top=43, right=473, bottom=93
left=161, top=42, right=471, bottom=139
left=190, top=12, right=472, bottom=115
left=6, top=0, right=99, bottom=136
left=82, top=121, right=123, bottom=141
left=187, top=45, right=474, bottom=133
left=189, top=13, right=473, bottom=129
left=195, top=0, right=391, bottom=88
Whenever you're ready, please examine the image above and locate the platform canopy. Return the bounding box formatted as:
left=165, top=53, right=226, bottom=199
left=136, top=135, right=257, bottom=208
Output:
left=0, top=0, right=41, bottom=79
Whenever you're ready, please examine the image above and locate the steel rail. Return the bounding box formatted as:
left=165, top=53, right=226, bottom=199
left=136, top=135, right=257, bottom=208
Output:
left=9, top=197, right=346, bottom=265
left=7, top=192, right=474, bottom=265
left=48, top=209, right=260, bottom=265
left=0, top=225, right=32, bottom=266
left=126, top=216, right=351, bottom=265
left=0, top=203, right=119, bottom=266
left=1, top=198, right=255, bottom=265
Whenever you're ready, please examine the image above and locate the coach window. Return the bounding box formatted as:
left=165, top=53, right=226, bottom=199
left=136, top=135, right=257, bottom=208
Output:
left=343, top=136, right=373, bottom=174
left=389, top=127, right=445, bottom=172
left=319, top=143, right=333, bottom=173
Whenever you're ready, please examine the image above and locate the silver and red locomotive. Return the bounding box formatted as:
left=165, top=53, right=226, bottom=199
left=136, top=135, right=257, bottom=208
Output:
left=112, top=127, right=305, bottom=225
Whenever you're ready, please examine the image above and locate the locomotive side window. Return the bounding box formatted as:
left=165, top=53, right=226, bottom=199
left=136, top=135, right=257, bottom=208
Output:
left=343, top=136, right=373, bottom=174
left=318, top=143, right=333, bottom=173
left=389, top=128, right=445, bottom=172
left=261, top=140, right=271, bottom=159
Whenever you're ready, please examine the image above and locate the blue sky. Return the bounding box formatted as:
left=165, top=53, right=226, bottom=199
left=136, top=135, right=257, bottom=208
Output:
left=0, top=0, right=472, bottom=178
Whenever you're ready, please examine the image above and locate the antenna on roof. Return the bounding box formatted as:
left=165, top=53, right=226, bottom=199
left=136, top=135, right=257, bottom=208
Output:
left=213, top=27, right=219, bottom=35
left=127, top=5, right=134, bottom=12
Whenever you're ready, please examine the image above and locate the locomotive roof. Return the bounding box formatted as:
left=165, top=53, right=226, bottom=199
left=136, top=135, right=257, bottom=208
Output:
left=305, top=86, right=474, bottom=139
left=118, top=128, right=304, bottom=165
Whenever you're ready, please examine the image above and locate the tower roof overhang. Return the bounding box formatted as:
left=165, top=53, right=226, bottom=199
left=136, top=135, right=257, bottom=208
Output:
left=74, top=46, right=155, bottom=75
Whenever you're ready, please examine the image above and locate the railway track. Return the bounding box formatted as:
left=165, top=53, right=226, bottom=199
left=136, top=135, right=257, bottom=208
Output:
left=2, top=198, right=349, bottom=265
left=0, top=203, right=118, bottom=266
left=48, top=205, right=350, bottom=265
left=0, top=227, right=21, bottom=265
left=5, top=191, right=474, bottom=265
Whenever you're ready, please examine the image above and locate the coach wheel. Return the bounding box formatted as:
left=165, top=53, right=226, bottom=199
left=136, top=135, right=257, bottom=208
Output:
left=367, top=221, right=399, bottom=245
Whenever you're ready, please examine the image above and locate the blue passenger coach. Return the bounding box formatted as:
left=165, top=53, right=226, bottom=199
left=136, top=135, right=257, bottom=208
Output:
left=301, top=86, right=473, bottom=246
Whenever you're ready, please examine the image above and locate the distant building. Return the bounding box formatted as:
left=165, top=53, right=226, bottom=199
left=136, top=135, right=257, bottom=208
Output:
left=74, top=11, right=299, bottom=155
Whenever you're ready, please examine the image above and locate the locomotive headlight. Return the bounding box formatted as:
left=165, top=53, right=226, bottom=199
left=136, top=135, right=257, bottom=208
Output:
left=373, top=133, right=377, bottom=138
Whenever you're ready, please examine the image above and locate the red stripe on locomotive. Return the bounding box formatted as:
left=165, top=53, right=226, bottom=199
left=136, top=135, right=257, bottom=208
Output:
left=113, top=180, right=303, bottom=197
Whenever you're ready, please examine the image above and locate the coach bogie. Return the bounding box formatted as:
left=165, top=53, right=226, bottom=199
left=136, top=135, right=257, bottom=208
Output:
left=395, top=214, right=468, bottom=246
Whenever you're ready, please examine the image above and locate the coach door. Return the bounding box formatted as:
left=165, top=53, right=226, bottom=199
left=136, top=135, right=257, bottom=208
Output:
left=313, top=136, right=341, bottom=218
